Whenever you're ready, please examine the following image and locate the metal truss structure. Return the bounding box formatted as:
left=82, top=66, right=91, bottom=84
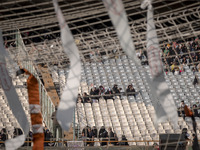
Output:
left=1, top=0, right=200, bottom=67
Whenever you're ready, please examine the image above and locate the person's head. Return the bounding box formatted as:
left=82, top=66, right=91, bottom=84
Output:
left=2, top=128, right=7, bottom=134
left=122, top=135, right=126, bottom=140
left=181, top=100, right=184, bottom=105
left=108, top=127, right=112, bottom=132
left=182, top=128, right=188, bottom=134
left=193, top=104, right=197, bottom=108
left=100, top=126, right=105, bottom=130
left=153, top=143, right=159, bottom=149
left=82, top=132, right=85, bottom=136
left=83, top=92, right=87, bottom=96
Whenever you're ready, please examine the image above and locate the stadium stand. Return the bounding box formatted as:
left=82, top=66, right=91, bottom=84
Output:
left=47, top=54, right=200, bottom=146
left=0, top=0, right=200, bottom=149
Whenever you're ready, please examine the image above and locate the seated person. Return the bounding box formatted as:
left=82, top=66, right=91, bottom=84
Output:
left=113, top=133, right=119, bottom=145
left=99, top=85, right=105, bottom=95
left=126, top=84, right=136, bottom=97
left=83, top=92, right=91, bottom=103
left=112, top=84, right=122, bottom=99
left=104, top=88, right=113, bottom=100
left=92, top=126, right=97, bottom=138
left=119, top=135, right=129, bottom=146
left=90, top=86, right=99, bottom=100
left=99, top=126, right=108, bottom=146
left=0, top=128, right=8, bottom=147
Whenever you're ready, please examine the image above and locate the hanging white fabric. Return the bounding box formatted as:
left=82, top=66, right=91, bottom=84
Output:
left=53, top=0, right=82, bottom=130
left=103, top=0, right=178, bottom=128
left=0, top=30, right=30, bottom=150
left=103, top=0, right=140, bottom=67
left=141, top=0, right=178, bottom=128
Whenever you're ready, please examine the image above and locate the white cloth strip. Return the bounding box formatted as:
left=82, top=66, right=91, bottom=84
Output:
left=29, top=104, right=41, bottom=114
left=0, top=30, right=29, bottom=150
left=53, top=0, right=82, bottom=130
left=141, top=1, right=178, bottom=128
left=103, top=0, right=140, bottom=67
left=5, top=135, right=26, bottom=150
left=32, top=124, right=44, bottom=134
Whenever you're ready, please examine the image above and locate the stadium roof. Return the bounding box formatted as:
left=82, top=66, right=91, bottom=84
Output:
left=1, top=0, right=200, bottom=65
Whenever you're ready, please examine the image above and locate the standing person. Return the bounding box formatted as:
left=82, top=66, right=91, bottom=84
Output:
left=87, top=128, right=94, bottom=146
left=44, top=129, right=51, bottom=147
left=193, top=75, right=199, bottom=85
left=192, top=104, right=199, bottom=117
left=192, top=134, right=199, bottom=150
left=51, top=107, right=62, bottom=139
left=180, top=101, right=186, bottom=120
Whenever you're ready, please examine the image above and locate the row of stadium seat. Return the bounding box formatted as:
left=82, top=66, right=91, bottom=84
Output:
left=0, top=76, right=31, bottom=139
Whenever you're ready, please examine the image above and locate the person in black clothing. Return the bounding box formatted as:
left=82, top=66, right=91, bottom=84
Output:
left=90, top=87, right=99, bottom=100
left=0, top=128, right=8, bottom=147
left=113, top=133, right=119, bottom=145
left=92, top=126, right=97, bottom=138
left=82, top=126, right=90, bottom=137
left=193, top=75, right=199, bottom=85
left=87, top=128, right=94, bottom=146
left=99, top=126, right=108, bottom=146
left=112, top=84, right=121, bottom=99
left=126, top=85, right=136, bottom=98
left=192, top=133, right=199, bottom=150
left=44, top=128, right=52, bottom=146
left=104, top=88, right=113, bottom=100
left=83, top=92, right=91, bottom=103
left=108, top=127, right=115, bottom=145
left=193, top=104, right=199, bottom=117
left=99, top=85, right=105, bottom=96
left=181, top=128, right=190, bottom=148
left=120, top=135, right=129, bottom=146
left=23, top=131, right=32, bottom=146
left=13, top=128, right=23, bottom=138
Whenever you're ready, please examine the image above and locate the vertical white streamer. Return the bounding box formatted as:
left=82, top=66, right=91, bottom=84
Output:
left=103, top=0, right=140, bottom=66
left=0, top=30, right=29, bottom=150
left=141, top=0, right=178, bottom=128
left=53, top=0, right=82, bottom=130
left=103, top=0, right=178, bottom=128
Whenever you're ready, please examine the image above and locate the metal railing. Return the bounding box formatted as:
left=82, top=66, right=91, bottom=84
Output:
left=22, top=60, right=55, bottom=133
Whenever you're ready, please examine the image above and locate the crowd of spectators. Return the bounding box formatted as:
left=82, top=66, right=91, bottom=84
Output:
left=137, top=37, right=200, bottom=74
left=0, top=128, right=32, bottom=147
left=80, top=126, right=128, bottom=146
left=77, top=84, right=137, bottom=103
left=178, top=100, right=200, bottom=119
left=0, top=127, right=54, bottom=147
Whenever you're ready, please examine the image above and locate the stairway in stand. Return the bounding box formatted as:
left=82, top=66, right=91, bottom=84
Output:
left=38, top=65, right=60, bottom=106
